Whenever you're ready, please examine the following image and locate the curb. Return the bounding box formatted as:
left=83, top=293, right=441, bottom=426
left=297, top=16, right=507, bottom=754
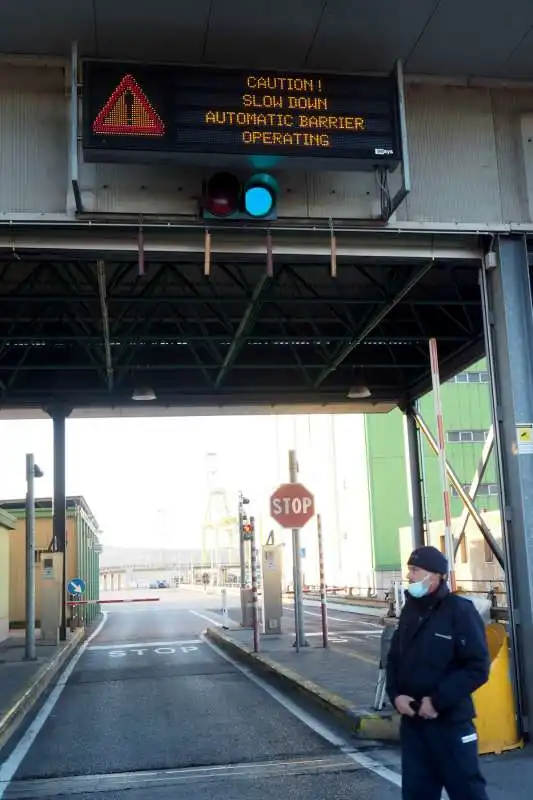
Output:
left=206, top=627, right=400, bottom=742
left=0, top=627, right=86, bottom=751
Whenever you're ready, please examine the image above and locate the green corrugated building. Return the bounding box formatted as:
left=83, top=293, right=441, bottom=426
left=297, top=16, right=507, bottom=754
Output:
left=365, top=359, right=497, bottom=574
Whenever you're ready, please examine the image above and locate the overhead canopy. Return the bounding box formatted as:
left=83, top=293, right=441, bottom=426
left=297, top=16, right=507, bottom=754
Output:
left=0, top=226, right=485, bottom=417
left=2, top=0, right=533, bottom=80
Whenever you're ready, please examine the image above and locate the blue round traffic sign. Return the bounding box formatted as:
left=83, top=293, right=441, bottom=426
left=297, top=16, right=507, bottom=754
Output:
left=68, top=578, right=86, bottom=595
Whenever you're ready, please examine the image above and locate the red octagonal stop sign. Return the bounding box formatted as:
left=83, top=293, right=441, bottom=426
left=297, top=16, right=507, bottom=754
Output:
left=270, top=482, right=315, bottom=529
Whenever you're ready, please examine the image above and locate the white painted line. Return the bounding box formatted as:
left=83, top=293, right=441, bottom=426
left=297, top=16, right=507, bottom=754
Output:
left=282, top=604, right=381, bottom=627
left=0, top=612, right=109, bottom=799
left=305, top=630, right=381, bottom=637
left=88, top=639, right=202, bottom=651
left=302, top=610, right=381, bottom=627
left=202, top=635, right=401, bottom=790
left=284, top=600, right=385, bottom=622
left=188, top=609, right=225, bottom=628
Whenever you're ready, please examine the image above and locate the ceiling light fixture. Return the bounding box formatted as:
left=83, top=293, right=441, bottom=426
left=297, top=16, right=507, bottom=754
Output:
left=347, top=385, right=372, bottom=399
left=132, top=387, right=157, bottom=401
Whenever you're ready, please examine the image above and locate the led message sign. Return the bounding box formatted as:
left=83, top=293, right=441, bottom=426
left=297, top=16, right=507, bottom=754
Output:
left=82, top=61, right=401, bottom=169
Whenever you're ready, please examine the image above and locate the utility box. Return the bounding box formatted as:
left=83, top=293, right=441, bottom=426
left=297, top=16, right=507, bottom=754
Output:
left=240, top=588, right=264, bottom=628
left=40, top=552, right=62, bottom=644
left=262, top=545, right=283, bottom=635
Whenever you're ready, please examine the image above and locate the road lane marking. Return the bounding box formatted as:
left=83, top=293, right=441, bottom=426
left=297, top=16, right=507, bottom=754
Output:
left=202, top=635, right=401, bottom=789
left=292, top=608, right=381, bottom=626
left=188, top=609, right=224, bottom=627
left=330, top=646, right=379, bottom=666
left=0, top=755, right=359, bottom=796
left=88, top=639, right=202, bottom=651
left=306, top=630, right=380, bottom=637
left=0, top=613, right=109, bottom=799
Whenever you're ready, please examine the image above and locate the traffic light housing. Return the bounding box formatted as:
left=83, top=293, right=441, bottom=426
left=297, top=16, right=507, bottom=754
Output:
left=201, top=172, right=278, bottom=221
left=242, top=516, right=255, bottom=541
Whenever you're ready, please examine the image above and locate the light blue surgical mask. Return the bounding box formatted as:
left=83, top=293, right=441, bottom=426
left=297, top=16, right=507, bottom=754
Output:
left=407, top=575, right=431, bottom=599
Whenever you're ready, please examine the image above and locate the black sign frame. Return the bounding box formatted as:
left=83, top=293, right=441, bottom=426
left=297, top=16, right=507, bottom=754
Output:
left=81, top=60, right=402, bottom=172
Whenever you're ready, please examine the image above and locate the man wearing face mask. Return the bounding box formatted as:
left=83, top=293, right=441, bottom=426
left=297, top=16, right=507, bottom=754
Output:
left=386, top=545, right=491, bottom=800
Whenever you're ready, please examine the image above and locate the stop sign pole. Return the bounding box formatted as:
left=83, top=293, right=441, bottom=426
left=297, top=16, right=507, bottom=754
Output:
left=270, top=451, right=313, bottom=650
left=289, top=451, right=309, bottom=650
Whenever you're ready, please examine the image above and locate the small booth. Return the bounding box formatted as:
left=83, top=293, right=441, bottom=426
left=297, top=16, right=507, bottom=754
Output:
left=0, top=507, right=16, bottom=642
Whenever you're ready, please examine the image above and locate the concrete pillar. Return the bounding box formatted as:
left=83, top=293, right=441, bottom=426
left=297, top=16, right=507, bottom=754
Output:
left=403, top=405, right=425, bottom=550
left=480, top=234, right=533, bottom=737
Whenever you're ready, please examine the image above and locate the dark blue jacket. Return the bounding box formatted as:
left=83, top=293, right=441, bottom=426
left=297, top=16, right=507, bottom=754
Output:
left=386, top=582, right=490, bottom=722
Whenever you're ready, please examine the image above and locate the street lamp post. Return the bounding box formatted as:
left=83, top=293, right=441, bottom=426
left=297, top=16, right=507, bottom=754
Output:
left=25, top=453, right=44, bottom=661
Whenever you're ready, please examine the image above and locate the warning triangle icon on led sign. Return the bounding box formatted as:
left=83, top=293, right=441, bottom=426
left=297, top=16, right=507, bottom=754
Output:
left=92, top=74, right=165, bottom=136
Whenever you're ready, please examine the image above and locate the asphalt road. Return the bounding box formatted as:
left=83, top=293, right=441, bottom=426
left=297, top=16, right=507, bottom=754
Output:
left=0, top=588, right=401, bottom=799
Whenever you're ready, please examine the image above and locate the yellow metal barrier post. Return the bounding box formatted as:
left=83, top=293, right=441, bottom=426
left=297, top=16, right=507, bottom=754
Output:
left=473, top=623, right=523, bottom=755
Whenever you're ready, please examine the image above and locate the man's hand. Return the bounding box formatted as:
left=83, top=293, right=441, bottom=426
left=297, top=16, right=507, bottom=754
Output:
left=394, top=695, right=417, bottom=717
left=419, top=697, right=438, bottom=719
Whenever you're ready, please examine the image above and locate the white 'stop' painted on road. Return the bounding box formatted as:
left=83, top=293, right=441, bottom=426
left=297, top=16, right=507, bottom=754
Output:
left=88, top=639, right=202, bottom=651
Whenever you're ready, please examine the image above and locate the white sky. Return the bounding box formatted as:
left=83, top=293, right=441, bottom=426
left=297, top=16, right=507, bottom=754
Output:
left=0, top=415, right=300, bottom=550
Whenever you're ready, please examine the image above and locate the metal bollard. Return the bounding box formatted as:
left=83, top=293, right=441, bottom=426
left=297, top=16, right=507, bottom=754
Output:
left=373, top=622, right=397, bottom=710
left=251, top=526, right=260, bottom=653
left=221, top=587, right=229, bottom=629
left=393, top=581, right=405, bottom=617
left=317, top=514, right=328, bottom=648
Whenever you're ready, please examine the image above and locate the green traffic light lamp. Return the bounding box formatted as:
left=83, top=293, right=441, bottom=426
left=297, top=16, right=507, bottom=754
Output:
left=243, top=173, right=279, bottom=219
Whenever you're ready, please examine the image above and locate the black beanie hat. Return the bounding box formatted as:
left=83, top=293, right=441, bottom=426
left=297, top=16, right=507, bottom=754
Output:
left=408, top=545, right=448, bottom=575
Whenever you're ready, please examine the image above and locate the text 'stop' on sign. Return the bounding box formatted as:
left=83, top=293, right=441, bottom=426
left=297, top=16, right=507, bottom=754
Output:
left=270, top=482, right=315, bottom=529
left=82, top=61, right=402, bottom=171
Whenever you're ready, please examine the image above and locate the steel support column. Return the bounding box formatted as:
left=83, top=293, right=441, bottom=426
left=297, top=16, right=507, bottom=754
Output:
left=403, top=405, right=425, bottom=549
left=51, top=410, right=69, bottom=641
left=480, top=234, right=533, bottom=737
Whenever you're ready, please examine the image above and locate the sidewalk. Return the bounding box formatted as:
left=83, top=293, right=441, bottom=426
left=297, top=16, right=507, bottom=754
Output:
left=0, top=627, right=85, bottom=750
left=206, top=625, right=533, bottom=800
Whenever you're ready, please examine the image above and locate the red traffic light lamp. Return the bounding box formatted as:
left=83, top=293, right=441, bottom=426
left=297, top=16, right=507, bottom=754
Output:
left=201, top=172, right=278, bottom=221
left=202, top=172, right=241, bottom=218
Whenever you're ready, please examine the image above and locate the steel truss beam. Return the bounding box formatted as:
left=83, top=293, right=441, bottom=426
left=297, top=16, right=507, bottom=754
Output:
left=47, top=262, right=107, bottom=383
left=0, top=228, right=483, bottom=261
left=0, top=334, right=470, bottom=345
left=0, top=294, right=482, bottom=306
left=97, top=259, right=113, bottom=391
left=314, top=261, right=435, bottom=388
left=453, top=426, right=495, bottom=558
left=215, top=270, right=279, bottom=388
left=414, top=411, right=505, bottom=568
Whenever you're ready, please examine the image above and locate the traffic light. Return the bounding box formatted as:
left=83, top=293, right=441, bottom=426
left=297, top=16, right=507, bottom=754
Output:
left=201, top=172, right=278, bottom=221
left=242, top=516, right=255, bottom=541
